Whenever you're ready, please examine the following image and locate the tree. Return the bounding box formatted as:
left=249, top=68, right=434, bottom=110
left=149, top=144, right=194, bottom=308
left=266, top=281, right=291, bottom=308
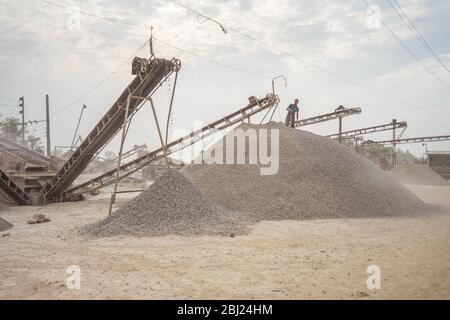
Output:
left=26, top=135, right=44, bottom=154
left=0, top=117, right=45, bottom=153
left=0, top=117, right=21, bottom=142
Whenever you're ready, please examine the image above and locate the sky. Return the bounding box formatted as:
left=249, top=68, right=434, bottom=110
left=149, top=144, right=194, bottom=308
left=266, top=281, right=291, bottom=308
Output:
left=0, top=0, right=449, bottom=160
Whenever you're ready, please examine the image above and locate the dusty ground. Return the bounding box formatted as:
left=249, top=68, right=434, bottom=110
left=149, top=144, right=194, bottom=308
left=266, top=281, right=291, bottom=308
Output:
left=0, top=184, right=449, bottom=300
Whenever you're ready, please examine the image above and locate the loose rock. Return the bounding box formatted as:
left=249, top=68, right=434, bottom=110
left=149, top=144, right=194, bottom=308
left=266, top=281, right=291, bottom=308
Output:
left=27, top=214, right=51, bottom=225
left=85, top=170, right=244, bottom=237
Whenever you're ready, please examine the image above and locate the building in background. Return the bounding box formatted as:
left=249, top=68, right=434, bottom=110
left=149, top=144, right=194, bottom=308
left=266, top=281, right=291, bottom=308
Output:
left=0, top=137, right=61, bottom=196
left=426, top=151, right=450, bottom=180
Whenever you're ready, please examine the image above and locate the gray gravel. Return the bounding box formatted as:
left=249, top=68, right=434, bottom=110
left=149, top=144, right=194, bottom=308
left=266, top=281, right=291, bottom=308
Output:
left=84, top=170, right=244, bottom=237
left=0, top=217, right=12, bottom=232
left=85, top=122, right=439, bottom=238
left=183, top=122, right=437, bottom=221
left=389, top=164, right=449, bottom=186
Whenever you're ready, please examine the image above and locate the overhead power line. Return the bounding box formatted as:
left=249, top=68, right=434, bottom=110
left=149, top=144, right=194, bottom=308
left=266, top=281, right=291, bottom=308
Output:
left=39, top=0, right=450, bottom=120
left=153, top=37, right=271, bottom=79
left=40, top=0, right=140, bottom=27
left=0, top=106, right=19, bottom=117
left=361, top=0, right=449, bottom=90
left=387, top=0, right=450, bottom=73
left=407, top=122, right=450, bottom=135
left=50, top=40, right=148, bottom=117
left=0, top=103, right=17, bottom=107
left=0, top=96, right=18, bottom=103
left=39, top=0, right=271, bottom=82
left=171, top=0, right=450, bottom=119
left=37, top=0, right=272, bottom=125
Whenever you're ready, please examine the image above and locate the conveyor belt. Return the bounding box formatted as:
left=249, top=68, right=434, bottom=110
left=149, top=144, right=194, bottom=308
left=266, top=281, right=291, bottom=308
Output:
left=363, top=135, right=450, bottom=145
left=62, top=93, right=279, bottom=199
left=0, top=169, right=31, bottom=205
left=295, top=107, right=361, bottom=127
left=327, top=120, right=407, bottom=139
left=40, top=57, right=180, bottom=203
left=88, top=144, right=147, bottom=173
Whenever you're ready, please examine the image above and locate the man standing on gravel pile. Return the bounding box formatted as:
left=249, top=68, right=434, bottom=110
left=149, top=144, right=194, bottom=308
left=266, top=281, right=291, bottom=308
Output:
left=285, top=99, right=300, bottom=128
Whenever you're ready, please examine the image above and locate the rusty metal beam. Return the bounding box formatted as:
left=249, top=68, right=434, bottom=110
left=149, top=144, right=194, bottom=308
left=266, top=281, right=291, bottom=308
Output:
left=294, top=107, right=361, bottom=128
left=327, top=120, right=407, bottom=140
left=363, top=135, right=450, bottom=145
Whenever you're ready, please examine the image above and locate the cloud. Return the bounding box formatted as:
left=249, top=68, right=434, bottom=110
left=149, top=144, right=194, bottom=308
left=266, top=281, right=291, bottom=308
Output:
left=0, top=0, right=449, bottom=156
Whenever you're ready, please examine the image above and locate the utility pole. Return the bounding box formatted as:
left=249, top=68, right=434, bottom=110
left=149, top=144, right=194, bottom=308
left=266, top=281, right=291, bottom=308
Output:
left=71, top=104, right=86, bottom=150
left=392, top=119, right=397, bottom=168
left=335, top=105, right=345, bottom=144
left=109, top=96, right=131, bottom=216
left=46, top=95, right=51, bottom=157
left=18, top=97, right=25, bottom=143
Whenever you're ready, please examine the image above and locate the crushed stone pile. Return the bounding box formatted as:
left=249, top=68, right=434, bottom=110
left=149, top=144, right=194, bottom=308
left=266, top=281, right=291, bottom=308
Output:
left=183, top=122, right=436, bottom=221
left=27, top=214, right=51, bottom=225
left=0, top=217, right=12, bottom=232
left=389, top=164, right=448, bottom=186
left=85, top=170, right=243, bottom=237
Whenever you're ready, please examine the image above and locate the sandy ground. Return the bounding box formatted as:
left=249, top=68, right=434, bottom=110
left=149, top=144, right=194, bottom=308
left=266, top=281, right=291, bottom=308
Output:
left=0, top=184, right=449, bottom=300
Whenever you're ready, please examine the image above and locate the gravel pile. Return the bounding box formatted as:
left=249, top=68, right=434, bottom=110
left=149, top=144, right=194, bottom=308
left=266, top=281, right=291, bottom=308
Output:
left=0, top=217, right=12, bottom=232
left=389, top=164, right=449, bottom=186
left=183, top=122, right=435, bottom=221
left=85, top=169, right=243, bottom=237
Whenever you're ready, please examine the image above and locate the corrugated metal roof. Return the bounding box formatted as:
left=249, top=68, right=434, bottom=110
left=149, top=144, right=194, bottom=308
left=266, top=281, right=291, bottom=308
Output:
left=0, top=137, right=50, bottom=165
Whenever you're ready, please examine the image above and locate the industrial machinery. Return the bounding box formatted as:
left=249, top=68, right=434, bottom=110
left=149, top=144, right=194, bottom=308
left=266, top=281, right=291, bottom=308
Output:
left=0, top=168, right=30, bottom=205
left=294, top=106, right=362, bottom=143
left=363, top=135, right=450, bottom=145
left=294, top=106, right=361, bottom=128
left=362, top=134, right=450, bottom=168
left=327, top=119, right=408, bottom=140
left=1, top=45, right=282, bottom=204
left=39, top=56, right=181, bottom=203
left=87, top=144, right=147, bottom=173
left=61, top=93, right=280, bottom=199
